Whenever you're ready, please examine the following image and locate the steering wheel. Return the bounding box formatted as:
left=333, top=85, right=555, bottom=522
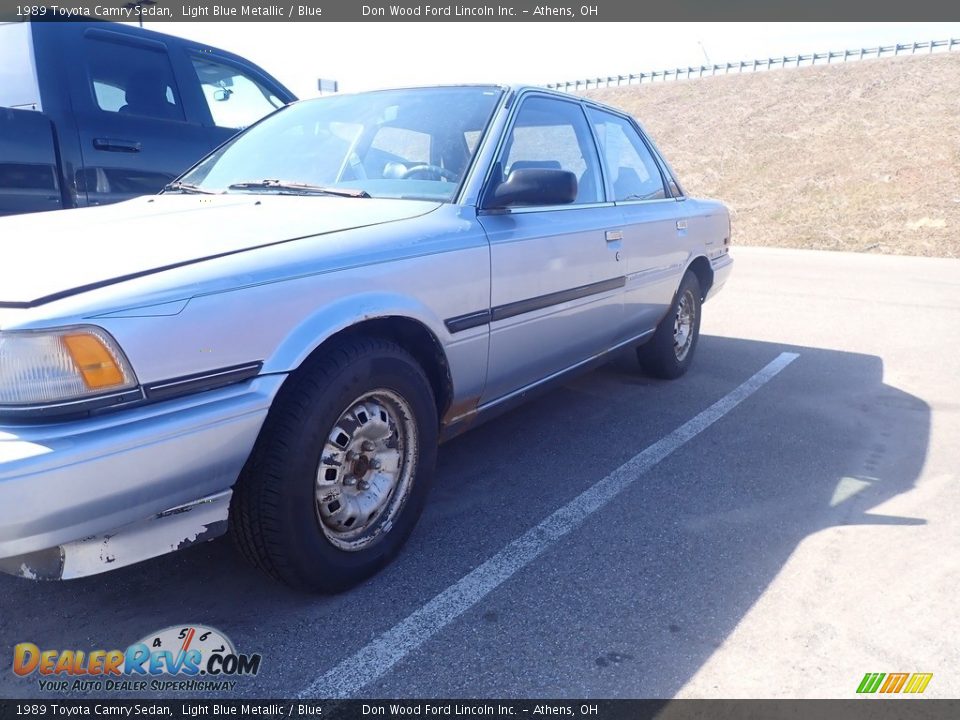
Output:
left=399, top=164, right=459, bottom=182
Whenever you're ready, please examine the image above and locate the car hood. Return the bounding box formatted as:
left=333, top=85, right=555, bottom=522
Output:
left=0, top=194, right=442, bottom=308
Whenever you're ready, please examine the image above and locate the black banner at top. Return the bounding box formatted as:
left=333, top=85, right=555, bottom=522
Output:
left=1, top=0, right=958, bottom=22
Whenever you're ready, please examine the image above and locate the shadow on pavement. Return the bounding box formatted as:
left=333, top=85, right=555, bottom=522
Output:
left=0, top=335, right=931, bottom=698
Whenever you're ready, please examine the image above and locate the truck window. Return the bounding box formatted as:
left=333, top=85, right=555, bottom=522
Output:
left=0, top=23, right=41, bottom=110
left=84, top=37, right=185, bottom=122
left=190, top=55, right=283, bottom=129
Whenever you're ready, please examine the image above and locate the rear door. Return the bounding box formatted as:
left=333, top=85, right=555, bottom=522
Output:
left=587, top=107, right=687, bottom=342
left=477, top=94, right=624, bottom=404
left=63, top=27, right=217, bottom=206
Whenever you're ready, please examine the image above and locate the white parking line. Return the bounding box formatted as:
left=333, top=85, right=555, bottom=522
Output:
left=299, top=351, right=800, bottom=698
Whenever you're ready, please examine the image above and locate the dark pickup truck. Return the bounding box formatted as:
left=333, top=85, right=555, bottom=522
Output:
left=0, top=20, right=297, bottom=216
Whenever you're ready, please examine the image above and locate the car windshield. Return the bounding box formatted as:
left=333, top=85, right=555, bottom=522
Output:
left=177, top=86, right=504, bottom=202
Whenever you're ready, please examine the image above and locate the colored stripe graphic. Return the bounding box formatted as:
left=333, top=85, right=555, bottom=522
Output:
left=857, top=672, right=933, bottom=694
left=857, top=673, right=885, bottom=693
left=903, top=673, right=933, bottom=694
left=880, top=673, right=909, bottom=693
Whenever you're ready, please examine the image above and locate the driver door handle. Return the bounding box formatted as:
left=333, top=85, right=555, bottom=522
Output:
left=605, top=230, right=623, bottom=243
left=93, top=138, right=142, bottom=153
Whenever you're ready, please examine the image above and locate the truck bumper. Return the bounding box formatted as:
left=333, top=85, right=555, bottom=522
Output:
left=0, top=375, right=285, bottom=579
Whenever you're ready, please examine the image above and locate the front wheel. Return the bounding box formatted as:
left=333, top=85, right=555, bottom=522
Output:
left=637, top=271, right=702, bottom=379
left=230, top=336, right=438, bottom=593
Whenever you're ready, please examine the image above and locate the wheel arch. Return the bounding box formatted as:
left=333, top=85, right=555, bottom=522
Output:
left=685, top=255, right=714, bottom=300
left=263, top=296, right=454, bottom=421
left=326, top=316, right=453, bottom=421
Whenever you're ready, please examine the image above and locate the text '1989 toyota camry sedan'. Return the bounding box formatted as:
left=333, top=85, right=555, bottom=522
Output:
left=0, top=85, right=732, bottom=592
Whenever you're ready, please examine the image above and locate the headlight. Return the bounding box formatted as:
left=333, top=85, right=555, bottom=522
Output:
left=0, top=326, right=139, bottom=407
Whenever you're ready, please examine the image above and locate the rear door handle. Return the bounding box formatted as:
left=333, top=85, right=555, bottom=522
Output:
left=605, top=230, right=623, bottom=243
left=676, top=220, right=688, bottom=231
left=93, top=138, right=142, bottom=153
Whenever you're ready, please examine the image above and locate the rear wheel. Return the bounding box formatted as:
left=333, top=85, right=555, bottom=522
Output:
left=230, top=336, right=438, bottom=593
left=637, top=271, right=702, bottom=379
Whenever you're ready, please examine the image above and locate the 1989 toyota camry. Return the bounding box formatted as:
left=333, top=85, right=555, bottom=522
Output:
left=0, top=85, right=731, bottom=591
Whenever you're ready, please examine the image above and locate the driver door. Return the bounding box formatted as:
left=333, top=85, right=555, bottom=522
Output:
left=477, top=94, right=624, bottom=404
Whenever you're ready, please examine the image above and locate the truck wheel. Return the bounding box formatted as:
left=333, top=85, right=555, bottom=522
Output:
left=231, top=336, right=438, bottom=593
left=637, top=271, right=702, bottom=379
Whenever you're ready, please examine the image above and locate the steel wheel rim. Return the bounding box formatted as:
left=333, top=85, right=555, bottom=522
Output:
left=315, top=389, right=418, bottom=552
left=673, top=289, right=696, bottom=361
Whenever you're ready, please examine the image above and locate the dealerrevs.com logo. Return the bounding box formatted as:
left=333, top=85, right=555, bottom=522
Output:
left=13, top=625, right=262, bottom=693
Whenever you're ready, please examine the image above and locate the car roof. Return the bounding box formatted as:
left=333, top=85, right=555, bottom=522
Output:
left=294, top=83, right=620, bottom=113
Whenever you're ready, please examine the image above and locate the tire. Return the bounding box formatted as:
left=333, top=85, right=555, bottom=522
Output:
left=637, top=271, right=702, bottom=380
left=230, top=336, right=438, bottom=593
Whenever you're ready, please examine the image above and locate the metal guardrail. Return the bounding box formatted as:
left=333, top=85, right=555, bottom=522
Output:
left=546, top=38, right=960, bottom=92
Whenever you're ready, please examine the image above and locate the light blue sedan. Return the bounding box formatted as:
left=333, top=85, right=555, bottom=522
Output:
left=0, top=85, right=732, bottom=591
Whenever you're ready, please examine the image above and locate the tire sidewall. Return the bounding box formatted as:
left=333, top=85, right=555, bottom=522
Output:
left=274, top=348, right=438, bottom=588
left=639, top=270, right=703, bottom=379
left=673, top=273, right=702, bottom=374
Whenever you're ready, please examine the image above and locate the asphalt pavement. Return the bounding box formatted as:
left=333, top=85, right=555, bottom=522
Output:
left=1, top=246, right=957, bottom=700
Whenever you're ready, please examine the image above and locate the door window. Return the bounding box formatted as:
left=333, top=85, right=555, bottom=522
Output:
left=588, top=109, right=667, bottom=201
left=191, top=55, right=284, bottom=129
left=502, top=96, right=604, bottom=205
left=84, top=38, right=184, bottom=122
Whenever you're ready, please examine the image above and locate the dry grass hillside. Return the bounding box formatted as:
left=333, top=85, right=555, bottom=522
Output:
left=587, top=52, right=960, bottom=257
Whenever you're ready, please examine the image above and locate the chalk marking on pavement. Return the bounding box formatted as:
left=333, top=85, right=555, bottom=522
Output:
left=299, top=351, right=800, bottom=698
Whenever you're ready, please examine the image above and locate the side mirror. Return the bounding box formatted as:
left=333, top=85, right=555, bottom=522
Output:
left=486, top=168, right=578, bottom=209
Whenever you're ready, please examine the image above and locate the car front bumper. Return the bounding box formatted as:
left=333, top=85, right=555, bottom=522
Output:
left=0, top=375, right=284, bottom=579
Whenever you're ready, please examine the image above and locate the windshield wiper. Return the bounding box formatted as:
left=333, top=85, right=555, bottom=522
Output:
left=163, top=181, right=221, bottom=195
left=227, top=180, right=370, bottom=198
